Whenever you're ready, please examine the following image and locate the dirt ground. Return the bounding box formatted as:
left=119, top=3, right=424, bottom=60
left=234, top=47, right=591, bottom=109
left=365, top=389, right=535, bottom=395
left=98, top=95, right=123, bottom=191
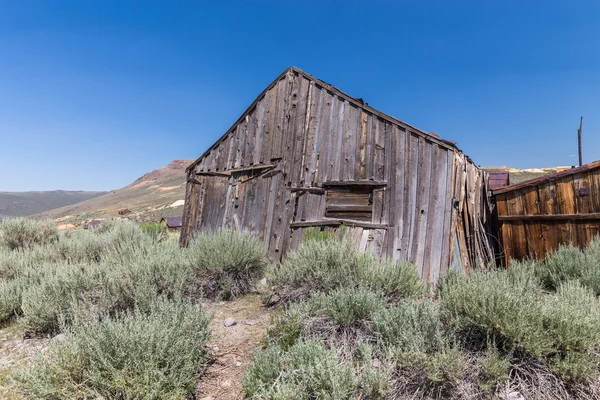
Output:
left=0, top=323, right=48, bottom=400
left=197, top=294, right=272, bottom=400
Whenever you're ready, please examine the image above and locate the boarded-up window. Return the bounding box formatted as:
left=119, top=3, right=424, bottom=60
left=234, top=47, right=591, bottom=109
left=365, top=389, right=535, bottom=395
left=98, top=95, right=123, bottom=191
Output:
left=325, top=187, right=373, bottom=221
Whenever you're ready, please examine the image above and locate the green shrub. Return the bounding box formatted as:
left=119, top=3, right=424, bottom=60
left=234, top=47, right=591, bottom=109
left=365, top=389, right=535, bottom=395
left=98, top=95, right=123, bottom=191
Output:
left=0, top=218, right=58, bottom=251
left=359, top=260, right=424, bottom=302
left=372, top=299, right=440, bottom=352
left=140, top=221, right=167, bottom=241
left=186, top=229, right=268, bottom=299
left=267, top=234, right=422, bottom=304
left=268, top=287, right=386, bottom=351
left=244, top=341, right=361, bottom=400
left=20, top=262, right=98, bottom=333
left=439, top=269, right=552, bottom=357
left=0, top=278, right=25, bottom=322
left=16, top=298, right=211, bottom=400
left=478, top=345, right=510, bottom=393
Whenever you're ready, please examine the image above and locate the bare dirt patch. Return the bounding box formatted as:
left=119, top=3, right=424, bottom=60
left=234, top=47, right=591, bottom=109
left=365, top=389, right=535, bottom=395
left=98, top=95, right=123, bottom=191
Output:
left=198, top=294, right=272, bottom=400
left=0, top=323, right=49, bottom=399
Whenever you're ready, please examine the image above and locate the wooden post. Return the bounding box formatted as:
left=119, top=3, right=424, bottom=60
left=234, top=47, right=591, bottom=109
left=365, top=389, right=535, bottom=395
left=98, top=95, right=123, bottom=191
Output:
left=578, top=116, right=583, bottom=167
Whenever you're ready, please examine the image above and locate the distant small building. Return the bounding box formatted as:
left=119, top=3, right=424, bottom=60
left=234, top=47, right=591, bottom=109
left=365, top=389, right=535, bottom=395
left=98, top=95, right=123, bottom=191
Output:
left=83, top=219, right=102, bottom=230
left=487, top=171, right=510, bottom=190
left=160, top=216, right=182, bottom=231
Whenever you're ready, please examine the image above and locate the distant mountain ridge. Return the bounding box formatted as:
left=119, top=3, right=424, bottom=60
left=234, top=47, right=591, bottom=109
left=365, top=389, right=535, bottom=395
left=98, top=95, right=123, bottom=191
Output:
left=0, top=190, right=107, bottom=219
left=33, top=160, right=192, bottom=228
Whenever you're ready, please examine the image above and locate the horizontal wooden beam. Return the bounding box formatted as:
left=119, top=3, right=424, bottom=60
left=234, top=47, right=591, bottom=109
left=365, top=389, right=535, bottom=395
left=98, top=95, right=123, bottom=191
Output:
left=326, top=205, right=373, bottom=212
left=323, top=180, right=387, bottom=187
left=498, top=213, right=600, bottom=221
left=195, top=163, right=277, bottom=177
left=287, top=187, right=326, bottom=194
left=290, top=219, right=389, bottom=230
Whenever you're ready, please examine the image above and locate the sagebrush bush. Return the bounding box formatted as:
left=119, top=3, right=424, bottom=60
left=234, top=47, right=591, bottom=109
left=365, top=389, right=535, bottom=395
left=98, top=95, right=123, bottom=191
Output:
left=0, top=218, right=58, bottom=251
left=267, top=234, right=423, bottom=304
left=439, top=269, right=552, bottom=357
left=16, top=298, right=211, bottom=400
left=187, top=229, right=269, bottom=299
left=372, top=299, right=440, bottom=352
left=244, top=340, right=388, bottom=400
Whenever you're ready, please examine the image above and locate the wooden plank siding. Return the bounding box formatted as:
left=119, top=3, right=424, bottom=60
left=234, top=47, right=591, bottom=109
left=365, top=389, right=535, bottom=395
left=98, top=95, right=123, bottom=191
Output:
left=494, top=162, right=600, bottom=266
left=180, top=67, right=495, bottom=283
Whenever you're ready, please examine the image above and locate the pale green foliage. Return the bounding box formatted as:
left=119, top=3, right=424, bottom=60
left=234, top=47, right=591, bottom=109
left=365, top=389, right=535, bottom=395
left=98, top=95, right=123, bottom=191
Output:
left=478, top=345, right=510, bottom=393
left=244, top=340, right=387, bottom=400
left=372, top=299, right=440, bottom=351
left=187, top=229, right=269, bottom=299
left=267, top=234, right=423, bottom=303
left=16, top=299, right=211, bottom=400
left=0, top=218, right=58, bottom=251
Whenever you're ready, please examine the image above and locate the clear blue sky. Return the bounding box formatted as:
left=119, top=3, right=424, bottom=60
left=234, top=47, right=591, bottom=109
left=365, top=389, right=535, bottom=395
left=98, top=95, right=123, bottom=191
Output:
left=1, top=1, right=599, bottom=191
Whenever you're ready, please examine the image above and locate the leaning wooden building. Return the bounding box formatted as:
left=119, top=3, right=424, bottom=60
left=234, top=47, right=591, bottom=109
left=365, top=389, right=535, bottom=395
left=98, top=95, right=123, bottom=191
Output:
left=181, top=67, right=494, bottom=283
left=493, top=160, right=600, bottom=266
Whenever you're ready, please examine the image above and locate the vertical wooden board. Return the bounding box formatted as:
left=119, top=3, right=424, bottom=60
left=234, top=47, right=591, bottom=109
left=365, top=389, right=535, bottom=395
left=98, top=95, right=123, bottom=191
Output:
left=422, top=144, right=440, bottom=282
left=263, top=173, right=281, bottom=250
left=253, top=97, right=267, bottom=165
left=304, top=85, right=323, bottom=186
left=506, top=190, right=528, bottom=260
left=347, top=227, right=364, bottom=249
left=342, top=104, right=359, bottom=181
left=383, top=123, right=397, bottom=257
left=573, top=173, right=592, bottom=247
left=427, top=146, right=448, bottom=283
left=365, top=115, right=375, bottom=181
left=244, top=111, right=257, bottom=167
left=255, top=176, right=272, bottom=235
left=495, top=194, right=513, bottom=265
left=522, top=187, right=545, bottom=259
left=268, top=179, right=293, bottom=261
left=372, top=118, right=386, bottom=181
left=316, top=90, right=334, bottom=185
left=402, top=133, right=420, bottom=263
left=356, top=111, right=369, bottom=180
left=411, top=138, right=432, bottom=277
left=261, top=86, right=276, bottom=164
left=290, top=77, right=311, bottom=184
left=365, top=229, right=386, bottom=261
left=371, top=188, right=385, bottom=224
left=293, top=191, right=308, bottom=222
left=439, top=150, right=455, bottom=277
left=303, top=192, right=325, bottom=221
left=330, top=98, right=345, bottom=181
left=180, top=175, right=195, bottom=246
left=393, top=127, right=407, bottom=262
left=359, top=229, right=369, bottom=252
left=271, top=76, right=290, bottom=160
left=556, top=177, right=576, bottom=246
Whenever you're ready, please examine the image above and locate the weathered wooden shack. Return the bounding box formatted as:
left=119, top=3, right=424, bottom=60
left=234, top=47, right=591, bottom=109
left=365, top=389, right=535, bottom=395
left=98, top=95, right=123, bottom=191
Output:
left=492, top=160, right=600, bottom=265
left=181, top=67, right=495, bottom=283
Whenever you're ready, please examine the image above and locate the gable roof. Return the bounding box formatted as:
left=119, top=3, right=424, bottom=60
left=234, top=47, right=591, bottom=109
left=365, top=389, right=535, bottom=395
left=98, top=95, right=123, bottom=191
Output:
left=187, top=67, right=464, bottom=173
left=492, top=160, right=600, bottom=195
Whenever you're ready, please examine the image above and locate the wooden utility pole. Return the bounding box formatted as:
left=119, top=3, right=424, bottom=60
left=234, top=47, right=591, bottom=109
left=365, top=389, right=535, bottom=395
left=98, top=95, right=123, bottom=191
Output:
left=578, top=116, right=583, bottom=167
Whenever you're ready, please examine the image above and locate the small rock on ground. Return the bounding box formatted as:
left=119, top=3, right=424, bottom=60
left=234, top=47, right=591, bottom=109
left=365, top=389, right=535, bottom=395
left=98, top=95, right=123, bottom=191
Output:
left=223, top=317, right=237, bottom=327
left=243, top=320, right=258, bottom=326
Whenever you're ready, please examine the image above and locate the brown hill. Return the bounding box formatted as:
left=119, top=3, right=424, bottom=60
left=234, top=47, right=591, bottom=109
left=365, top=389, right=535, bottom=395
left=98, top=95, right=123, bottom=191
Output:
left=33, top=160, right=192, bottom=227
